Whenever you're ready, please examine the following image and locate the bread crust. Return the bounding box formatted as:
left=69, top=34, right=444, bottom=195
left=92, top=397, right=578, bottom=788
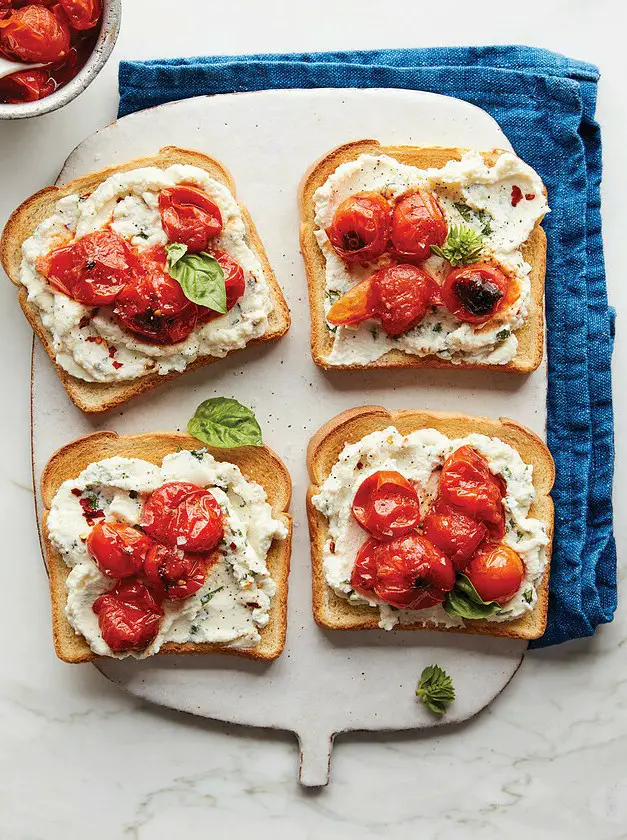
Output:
left=299, top=140, right=546, bottom=374
left=2, top=146, right=291, bottom=414
left=41, top=431, right=292, bottom=663
left=306, top=406, right=554, bottom=641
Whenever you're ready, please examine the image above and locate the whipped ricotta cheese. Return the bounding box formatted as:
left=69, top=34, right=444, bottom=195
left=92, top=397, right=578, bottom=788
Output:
left=311, top=427, right=549, bottom=630
left=313, top=151, right=548, bottom=366
left=47, top=449, right=287, bottom=658
left=20, top=164, right=275, bottom=382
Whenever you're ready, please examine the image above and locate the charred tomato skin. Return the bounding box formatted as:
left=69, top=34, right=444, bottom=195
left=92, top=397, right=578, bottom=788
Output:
left=441, top=262, right=511, bottom=324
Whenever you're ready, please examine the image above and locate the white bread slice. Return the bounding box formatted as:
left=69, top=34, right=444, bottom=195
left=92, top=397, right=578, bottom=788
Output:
left=41, top=431, right=292, bottom=663
left=2, top=146, right=291, bottom=414
left=306, top=406, right=554, bottom=641
left=299, top=140, right=546, bottom=374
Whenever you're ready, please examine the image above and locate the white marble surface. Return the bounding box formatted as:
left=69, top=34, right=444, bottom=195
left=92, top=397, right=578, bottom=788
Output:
left=0, top=0, right=623, bottom=837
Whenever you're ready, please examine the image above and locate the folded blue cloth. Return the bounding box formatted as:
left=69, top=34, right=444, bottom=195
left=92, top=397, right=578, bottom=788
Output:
left=118, top=46, right=616, bottom=647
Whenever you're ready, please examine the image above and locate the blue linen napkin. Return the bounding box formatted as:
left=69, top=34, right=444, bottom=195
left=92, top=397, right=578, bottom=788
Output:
left=118, top=46, right=616, bottom=648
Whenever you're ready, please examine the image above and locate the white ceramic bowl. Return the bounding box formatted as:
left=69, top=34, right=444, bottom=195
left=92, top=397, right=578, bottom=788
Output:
left=0, top=0, right=121, bottom=120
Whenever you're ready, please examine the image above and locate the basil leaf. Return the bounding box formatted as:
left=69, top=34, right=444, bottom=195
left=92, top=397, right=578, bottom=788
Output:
left=443, top=574, right=500, bottom=620
left=166, top=243, right=226, bottom=313
left=188, top=397, right=263, bottom=448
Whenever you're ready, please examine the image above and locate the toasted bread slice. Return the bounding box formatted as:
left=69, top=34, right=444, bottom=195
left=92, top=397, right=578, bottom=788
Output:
left=41, top=431, right=292, bottom=663
left=299, top=140, right=546, bottom=374
left=306, top=406, right=554, bottom=640
left=2, top=146, right=291, bottom=414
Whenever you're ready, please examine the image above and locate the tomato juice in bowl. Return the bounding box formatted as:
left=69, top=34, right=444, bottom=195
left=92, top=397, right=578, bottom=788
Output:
left=0, top=0, right=120, bottom=118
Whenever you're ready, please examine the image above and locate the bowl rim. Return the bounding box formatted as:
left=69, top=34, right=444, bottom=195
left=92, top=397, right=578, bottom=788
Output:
left=0, top=0, right=121, bottom=120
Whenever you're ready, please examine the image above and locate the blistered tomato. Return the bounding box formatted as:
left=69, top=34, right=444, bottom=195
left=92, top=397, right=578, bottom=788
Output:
left=352, top=470, right=421, bottom=540
left=86, top=521, right=153, bottom=579
left=143, top=543, right=215, bottom=601
left=465, top=543, right=525, bottom=604
left=326, top=274, right=378, bottom=327
left=158, top=185, right=223, bottom=253
left=58, top=0, right=101, bottom=30
left=140, top=481, right=224, bottom=554
left=0, top=5, right=71, bottom=63
left=441, top=262, right=512, bottom=324
left=93, top=578, right=163, bottom=652
left=371, top=263, right=441, bottom=336
left=422, top=499, right=488, bottom=571
left=438, top=446, right=505, bottom=533
left=325, top=192, right=391, bottom=264
left=390, top=190, right=447, bottom=262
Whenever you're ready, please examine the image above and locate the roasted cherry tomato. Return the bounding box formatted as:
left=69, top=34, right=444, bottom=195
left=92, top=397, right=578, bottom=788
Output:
left=86, top=521, right=153, bottom=579
left=158, top=185, right=223, bottom=253
left=58, top=0, right=101, bottom=30
left=439, top=446, right=505, bottom=531
left=352, top=534, right=455, bottom=610
left=325, top=192, right=391, bottom=264
left=422, top=499, right=488, bottom=571
left=0, top=68, right=55, bottom=102
left=371, top=263, right=441, bottom=336
left=143, top=543, right=214, bottom=601
left=390, top=189, right=447, bottom=262
left=37, top=230, right=139, bottom=306
left=197, top=249, right=245, bottom=323
left=352, top=470, right=421, bottom=540
left=93, top=578, right=163, bottom=652
left=0, top=5, right=71, bottom=63
left=326, top=274, right=377, bottom=327
left=114, top=245, right=198, bottom=344
left=140, top=481, right=224, bottom=554
left=441, top=262, right=511, bottom=324
left=465, top=542, right=525, bottom=604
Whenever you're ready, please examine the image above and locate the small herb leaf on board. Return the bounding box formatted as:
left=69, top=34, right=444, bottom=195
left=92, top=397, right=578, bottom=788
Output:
left=416, top=665, right=455, bottom=715
left=188, top=397, right=263, bottom=448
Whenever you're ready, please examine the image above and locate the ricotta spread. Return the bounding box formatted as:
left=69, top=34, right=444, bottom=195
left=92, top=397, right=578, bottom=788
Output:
left=20, top=165, right=275, bottom=382
left=311, top=427, right=549, bottom=630
left=313, top=151, right=548, bottom=366
left=47, top=449, right=287, bottom=658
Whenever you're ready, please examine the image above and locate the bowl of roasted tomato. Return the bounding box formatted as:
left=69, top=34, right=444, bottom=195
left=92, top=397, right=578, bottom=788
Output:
left=0, top=0, right=120, bottom=119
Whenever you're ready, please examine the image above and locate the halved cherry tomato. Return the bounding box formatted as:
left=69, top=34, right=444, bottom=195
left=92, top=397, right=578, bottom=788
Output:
left=439, top=446, right=505, bottom=530
left=158, top=185, right=223, bottom=253
left=58, top=0, right=101, bottom=30
left=114, top=245, right=198, bottom=344
left=465, top=542, right=525, bottom=604
left=93, top=578, right=163, bottom=652
left=143, top=543, right=215, bottom=601
left=441, top=262, right=511, bottom=324
left=390, top=189, right=447, bottom=262
left=352, top=534, right=455, bottom=610
left=37, top=230, right=139, bottom=306
left=0, top=68, right=55, bottom=102
left=371, top=263, right=441, bottom=336
left=140, top=481, right=224, bottom=554
left=326, top=274, right=377, bottom=327
left=0, top=5, right=71, bottom=62
left=352, top=470, right=420, bottom=540
left=197, top=249, right=245, bottom=323
left=325, top=192, right=391, bottom=264
left=422, top=499, right=488, bottom=571
left=86, top=521, right=153, bottom=579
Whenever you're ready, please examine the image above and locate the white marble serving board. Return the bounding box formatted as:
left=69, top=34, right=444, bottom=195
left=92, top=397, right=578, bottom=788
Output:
left=31, top=88, right=547, bottom=786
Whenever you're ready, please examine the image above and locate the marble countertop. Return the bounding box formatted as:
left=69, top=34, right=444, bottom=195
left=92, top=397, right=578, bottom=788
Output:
left=0, top=1, right=623, bottom=837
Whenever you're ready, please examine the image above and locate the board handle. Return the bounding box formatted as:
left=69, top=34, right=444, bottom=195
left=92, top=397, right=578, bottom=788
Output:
left=297, top=729, right=334, bottom=787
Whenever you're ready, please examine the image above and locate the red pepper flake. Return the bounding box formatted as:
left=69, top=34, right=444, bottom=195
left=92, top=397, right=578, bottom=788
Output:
left=525, top=193, right=536, bottom=201
left=78, top=316, right=91, bottom=329
left=79, top=497, right=104, bottom=525
left=330, top=541, right=336, bottom=554
left=112, top=361, right=123, bottom=370
left=356, top=461, right=364, bottom=470
left=108, top=345, right=116, bottom=358
left=511, top=185, right=523, bottom=207
left=229, top=542, right=237, bottom=551
left=86, top=336, right=105, bottom=345
left=71, top=488, right=82, bottom=497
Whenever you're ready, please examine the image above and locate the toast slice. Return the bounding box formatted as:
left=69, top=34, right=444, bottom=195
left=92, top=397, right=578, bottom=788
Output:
left=41, top=431, right=292, bottom=663
left=2, top=146, right=291, bottom=414
left=306, top=406, right=554, bottom=640
left=299, top=140, right=546, bottom=374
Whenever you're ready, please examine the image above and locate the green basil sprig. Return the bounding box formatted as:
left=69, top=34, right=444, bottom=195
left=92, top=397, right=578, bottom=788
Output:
left=416, top=665, right=455, bottom=715
left=444, top=573, right=500, bottom=620
left=188, top=397, right=263, bottom=448
left=166, top=243, right=226, bottom=313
